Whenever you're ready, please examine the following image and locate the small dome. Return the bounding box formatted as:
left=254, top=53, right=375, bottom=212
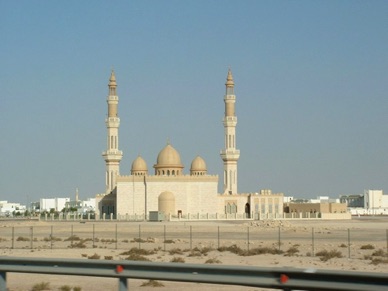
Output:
left=190, top=156, right=207, bottom=172
left=156, top=144, right=182, bottom=167
left=131, top=155, right=148, bottom=172
left=159, top=191, right=175, bottom=201
left=158, top=191, right=175, bottom=215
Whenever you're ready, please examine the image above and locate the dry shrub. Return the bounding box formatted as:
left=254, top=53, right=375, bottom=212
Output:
left=171, top=257, right=185, bottom=263
left=205, top=257, right=222, bottom=264
left=188, top=249, right=202, bottom=257
left=131, top=237, right=147, bottom=243
left=247, top=247, right=283, bottom=256
left=360, top=244, right=375, bottom=250
left=285, top=246, right=299, bottom=256
left=315, top=249, right=343, bottom=261
left=101, top=239, right=117, bottom=243
left=31, top=282, right=50, bottom=291
left=125, top=253, right=151, bottom=261
left=0, top=237, right=7, bottom=242
left=169, top=248, right=183, bottom=255
left=16, top=236, right=30, bottom=241
left=64, top=235, right=81, bottom=241
left=88, top=253, right=100, bottom=259
left=81, top=253, right=88, bottom=257
left=371, top=258, right=388, bottom=265
left=339, top=243, right=347, bottom=248
left=120, top=247, right=155, bottom=256
left=372, top=249, right=387, bottom=257
left=69, top=240, right=87, bottom=248
left=217, top=245, right=282, bottom=256
left=197, top=246, right=214, bottom=255
left=43, top=236, right=62, bottom=242
left=218, top=244, right=243, bottom=254
left=140, top=280, right=164, bottom=287
left=104, top=256, right=113, bottom=260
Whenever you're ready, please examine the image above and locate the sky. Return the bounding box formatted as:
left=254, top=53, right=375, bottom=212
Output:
left=1, top=1, right=387, bottom=204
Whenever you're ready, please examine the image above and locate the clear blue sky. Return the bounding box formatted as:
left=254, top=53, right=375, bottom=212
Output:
left=1, top=1, right=387, bottom=203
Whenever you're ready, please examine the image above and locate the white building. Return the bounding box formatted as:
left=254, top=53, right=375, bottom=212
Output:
left=363, top=190, right=388, bottom=214
left=39, top=198, right=70, bottom=212
left=0, top=201, right=26, bottom=216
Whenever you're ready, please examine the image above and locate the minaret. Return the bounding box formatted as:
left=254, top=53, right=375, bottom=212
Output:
left=220, top=69, right=240, bottom=194
left=102, top=70, right=123, bottom=194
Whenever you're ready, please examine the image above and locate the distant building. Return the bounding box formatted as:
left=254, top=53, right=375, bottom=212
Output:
left=339, top=194, right=364, bottom=207
left=65, top=198, right=96, bottom=214
left=0, top=201, right=26, bottom=216
left=286, top=202, right=347, bottom=214
left=39, top=198, right=70, bottom=212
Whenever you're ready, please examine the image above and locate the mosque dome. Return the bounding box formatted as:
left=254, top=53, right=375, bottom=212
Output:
left=156, top=144, right=182, bottom=166
left=131, top=155, right=148, bottom=176
left=154, top=143, right=184, bottom=176
left=190, top=156, right=207, bottom=176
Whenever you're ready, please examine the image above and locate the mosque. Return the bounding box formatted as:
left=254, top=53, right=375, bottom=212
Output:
left=96, top=70, right=284, bottom=220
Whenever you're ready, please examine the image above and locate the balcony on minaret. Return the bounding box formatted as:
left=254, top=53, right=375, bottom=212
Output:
left=105, top=117, right=120, bottom=127
left=223, top=116, right=237, bottom=127
left=107, top=95, right=118, bottom=101
left=102, top=149, right=123, bottom=161
left=220, top=149, right=240, bottom=161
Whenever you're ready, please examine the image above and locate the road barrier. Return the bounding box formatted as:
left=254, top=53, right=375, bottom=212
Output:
left=0, top=256, right=387, bottom=291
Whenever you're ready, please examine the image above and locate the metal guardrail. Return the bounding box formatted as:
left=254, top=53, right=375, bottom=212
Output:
left=0, top=257, right=387, bottom=291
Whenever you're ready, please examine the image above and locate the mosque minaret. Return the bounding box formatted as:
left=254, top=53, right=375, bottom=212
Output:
left=220, top=69, right=240, bottom=194
left=102, top=70, right=123, bottom=193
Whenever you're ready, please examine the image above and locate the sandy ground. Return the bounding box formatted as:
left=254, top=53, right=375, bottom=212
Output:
left=1, top=217, right=388, bottom=290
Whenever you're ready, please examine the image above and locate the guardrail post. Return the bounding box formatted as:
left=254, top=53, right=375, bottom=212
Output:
left=0, top=271, right=6, bottom=291
left=118, top=277, right=127, bottom=291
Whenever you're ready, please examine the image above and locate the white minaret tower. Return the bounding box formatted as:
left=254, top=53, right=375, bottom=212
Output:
left=102, top=70, right=123, bottom=194
left=220, top=69, right=240, bottom=194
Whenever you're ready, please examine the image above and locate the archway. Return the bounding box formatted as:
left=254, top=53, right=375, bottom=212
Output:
left=245, top=203, right=250, bottom=218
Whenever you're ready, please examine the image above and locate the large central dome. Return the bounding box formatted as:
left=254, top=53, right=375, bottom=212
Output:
left=154, top=143, right=184, bottom=176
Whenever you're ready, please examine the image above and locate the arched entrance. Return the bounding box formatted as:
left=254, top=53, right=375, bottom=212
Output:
left=245, top=203, right=251, bottom=218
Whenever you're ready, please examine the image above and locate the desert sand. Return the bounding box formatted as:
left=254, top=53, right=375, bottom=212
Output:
left=1, top=217, right=387, bottom=291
